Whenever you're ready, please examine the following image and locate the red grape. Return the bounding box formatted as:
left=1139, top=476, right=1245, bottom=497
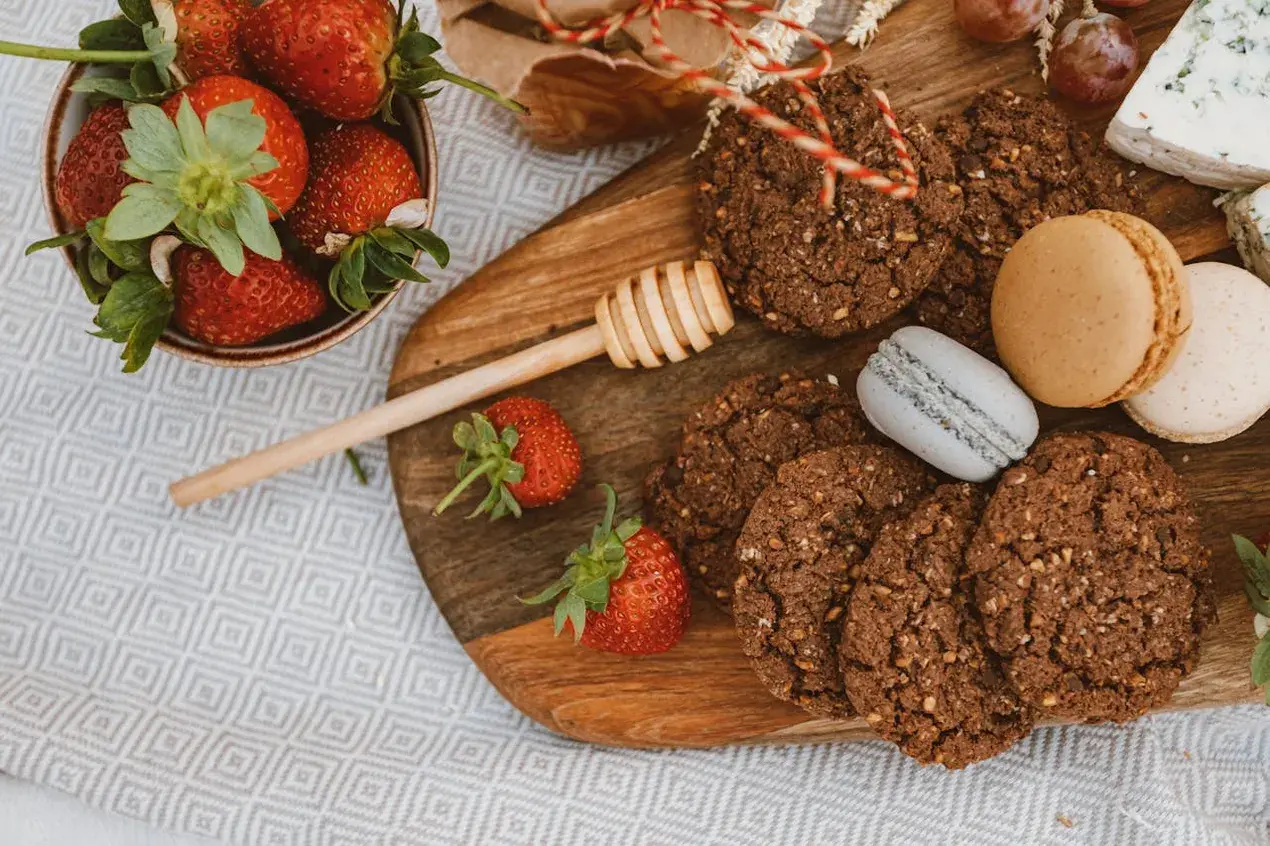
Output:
left=1049, top=13, right=1140, bottom=104
left=954, top=0, right=1050, bottom=43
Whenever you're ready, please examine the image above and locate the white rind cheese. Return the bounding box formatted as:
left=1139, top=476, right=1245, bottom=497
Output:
left=1223, top=184, right=1270, bottom=282
left=1106, top=0, right=1270, bottom=190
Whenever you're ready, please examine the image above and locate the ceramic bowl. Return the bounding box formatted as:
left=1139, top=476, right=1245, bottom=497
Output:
left=40, top=63, right=439, bottom=368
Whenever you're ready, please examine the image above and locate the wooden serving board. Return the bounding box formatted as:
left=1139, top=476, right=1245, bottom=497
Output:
left=387, top=0, right=1263, bottom=748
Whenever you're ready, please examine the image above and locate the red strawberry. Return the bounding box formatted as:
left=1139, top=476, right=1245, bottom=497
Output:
left=285, top=122, right=448, bottom=313
left=240, top=0, right=524, bottom=121
left=168, top=0, right=253, bottom=80
left=433, top=397, right=582, bottom=519
left=172, top=246, right=326, bottom=346
left=523, top=485, right=691, bottom=655
left=288, top=124, right=421, bottom=253
left=55, top=104, right=135, bottom=230
left=240, top=0, right=396, bottom=121
left=163, top=75, right=309, bottom=217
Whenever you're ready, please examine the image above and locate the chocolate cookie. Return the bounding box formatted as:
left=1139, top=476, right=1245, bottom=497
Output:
left=645, top=372, right=874, bottom=610
left=698, top=67, right=963, bottom=337
left=841, top=484, right=1034, bottom=768
left=967, top=432, right=1215, bottom=723
left=733, top=446, right=936, bottom=718
left=916, top=89, right=1143, bottom=353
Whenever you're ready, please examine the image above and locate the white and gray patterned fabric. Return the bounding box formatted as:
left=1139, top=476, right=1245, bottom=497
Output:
left=0, top=1, right=1267, bottom=844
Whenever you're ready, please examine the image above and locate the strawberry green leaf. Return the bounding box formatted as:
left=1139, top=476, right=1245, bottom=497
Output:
left=552, top=597, right=571, bottom=636
left=260, top=191, right=283, bottom=221
left=232, top=151, right=280, bottom=180
left=71, top=75, right=148, bottom=104
left=86, top=218, right=149, bottom=272
left=74, top=248, right=110, bottom=305
left=206, top=100, right=266, bottom=161
left=520, top=485, right=638, bottom=641
left=175, top=97, right=212, bottom=162
left=498, top=485, right=522, bottom=519
left=573, top=572, right=613, bottom=610
left=367, top=227, right=416, bottom=257
left=80, top=19, right=146, bottom=52
left=565, top=594, right=587, bottom=643
left=140, top=23, right=175, bottom=90
left=365, top=237, right=429, bottom=284
left=1234, top=535, right=1270, bottom=600
left=119, top=0, right=158, bottom=27
left=433, top=412, right=528, bottom=519
left=468, top=481, right=504, bottom=520
left=105, top=183, right=183, bottom=241
left=453, top=421, right=477, bottom=451
left=1253, top=633, right=1270, bottom=687
left=615, top=516, right=642, bottom=543
left=130, top=61, right=166, bottom=100
left=198, top=215, right=246, bottom=277
left=330, top=239, right=372, bottom=312
left=230, top=188, right=281, bottom=261
left=91, top=271, right=173, bottom=373
left=120, top=309, right=169, bottom=373
left=1246, top=582, right=1270, bottom=618
left=475, top=415, right=497, bottom=443
left=25, top=231, right=85, bottom=256
left=346, top=238, right=367, bottom=294
left=121, top=104, right=183, bottom=174
left=89, top=248, right=114, bottom=287
left=395, top=227, right=451, bottom=268
left=385, top=7, right=526, bottom=115
left=397, top=31, right=442, bottom=64
left=523, top=574, right=574, bottom=607
left=362, top=279, right=400, bottom=296
left=173, top=208, right=203, bottom=246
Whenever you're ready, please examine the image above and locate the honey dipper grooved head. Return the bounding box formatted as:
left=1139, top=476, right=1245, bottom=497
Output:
left=596, top=261, right=735, bottom=369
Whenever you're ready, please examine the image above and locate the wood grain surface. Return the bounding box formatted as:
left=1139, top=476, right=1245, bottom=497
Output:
left=387, top=0, right=1263, bottom=748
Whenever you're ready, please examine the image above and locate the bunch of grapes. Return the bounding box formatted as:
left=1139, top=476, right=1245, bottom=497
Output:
left=953, top=0, right=1143, bottom=104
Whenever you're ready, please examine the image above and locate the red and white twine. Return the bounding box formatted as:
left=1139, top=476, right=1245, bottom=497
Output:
left=534, top=0, right=919, bottom=206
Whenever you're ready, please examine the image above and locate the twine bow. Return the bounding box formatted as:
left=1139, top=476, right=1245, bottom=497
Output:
left=533, top=0, right=919, bottom=207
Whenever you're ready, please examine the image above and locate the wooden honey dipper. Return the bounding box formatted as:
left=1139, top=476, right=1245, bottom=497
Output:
left=170, top=260, right=735, bottom=507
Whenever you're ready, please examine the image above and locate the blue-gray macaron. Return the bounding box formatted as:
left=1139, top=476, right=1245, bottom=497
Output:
left=857, top=326, right=1039, bottom=482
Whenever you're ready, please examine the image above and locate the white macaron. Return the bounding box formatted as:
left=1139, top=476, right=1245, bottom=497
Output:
left=1123, top=262, right=1270, bottom=443
left=857, top=326, right=1040, bottom=482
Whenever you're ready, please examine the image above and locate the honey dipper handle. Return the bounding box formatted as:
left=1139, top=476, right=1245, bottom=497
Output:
left=170, top=325, right=606, bottom=509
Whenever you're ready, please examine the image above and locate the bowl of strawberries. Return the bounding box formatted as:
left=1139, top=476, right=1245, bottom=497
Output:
left=16, top=0, right=519, bottom=372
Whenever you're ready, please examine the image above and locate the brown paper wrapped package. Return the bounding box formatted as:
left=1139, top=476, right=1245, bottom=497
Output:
left=437, top=0, right=739, bottom=149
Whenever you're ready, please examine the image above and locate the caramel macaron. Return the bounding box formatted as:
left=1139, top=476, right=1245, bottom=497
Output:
left=991, top=211, right=1191, bottom=408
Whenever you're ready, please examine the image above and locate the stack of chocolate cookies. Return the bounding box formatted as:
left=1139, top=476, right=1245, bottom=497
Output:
left=648, top=376, right=1215, bottom=768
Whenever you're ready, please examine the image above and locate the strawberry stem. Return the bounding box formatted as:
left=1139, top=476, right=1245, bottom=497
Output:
left=435, top=70, right=528, bottom=115
left=432, top=456, right=502, bottom=516
left=0, top=40, right=152, bottom=64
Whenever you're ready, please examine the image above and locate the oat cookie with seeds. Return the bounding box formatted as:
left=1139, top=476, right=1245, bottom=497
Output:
left=645, top=372, right=874, bottom=610
left=697, top=67, right=963, bottom=337
left=967, top=432, right=1214, bottom=723
left=842, top=484, right=1034, bottom=768
left=733, top=445, right=935, bottom=718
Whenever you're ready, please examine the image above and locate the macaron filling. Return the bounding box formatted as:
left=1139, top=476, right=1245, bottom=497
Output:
left=867, top=338, right=1031, bottom=471
left=1084, top=211, right=1191, bottom=405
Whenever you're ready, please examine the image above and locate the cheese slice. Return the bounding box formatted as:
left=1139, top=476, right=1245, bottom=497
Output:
left=1223, top=184, right=1270, bottom=283
left=1106, top=0, right=1270, bottom=190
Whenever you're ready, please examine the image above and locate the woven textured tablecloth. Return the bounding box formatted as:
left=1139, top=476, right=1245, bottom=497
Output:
left=1, top=1, right=1267, bottom=844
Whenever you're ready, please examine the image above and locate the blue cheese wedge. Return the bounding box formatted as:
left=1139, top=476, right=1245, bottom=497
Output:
left=1106, top=0, right=1270, bottom=190
left=1223, top=184, right=1270, bottom=282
